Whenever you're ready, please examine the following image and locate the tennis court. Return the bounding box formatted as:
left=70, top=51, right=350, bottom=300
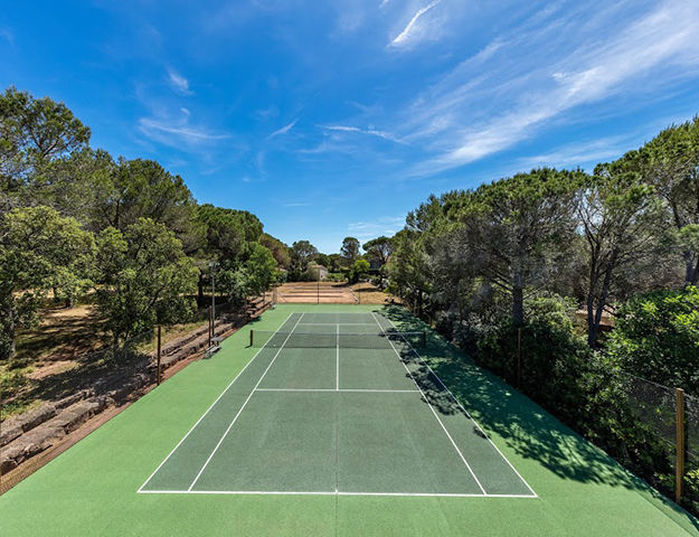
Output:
left=138, top=311, right=535, bottom=498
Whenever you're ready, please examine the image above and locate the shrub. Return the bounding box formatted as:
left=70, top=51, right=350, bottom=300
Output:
left=606, top=286, right=699, bottom=393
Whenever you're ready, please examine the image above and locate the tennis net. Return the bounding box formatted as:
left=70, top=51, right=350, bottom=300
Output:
left=250, top=329, right=426, bottom=349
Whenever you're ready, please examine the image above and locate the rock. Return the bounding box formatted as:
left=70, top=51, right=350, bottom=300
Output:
left=18, top=404, right=57, bottom=433
left=55, top=391, right=86, bottom=410
left=0, top=425, right=22, bottom=448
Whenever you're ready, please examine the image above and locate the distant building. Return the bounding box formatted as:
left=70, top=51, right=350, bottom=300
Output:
left=307, top=263, right=329, bottom=281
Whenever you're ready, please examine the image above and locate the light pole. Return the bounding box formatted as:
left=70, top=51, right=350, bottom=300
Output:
left=210, top=261, right=218, bottom=326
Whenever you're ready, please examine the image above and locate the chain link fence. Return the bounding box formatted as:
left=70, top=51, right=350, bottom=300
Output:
left=621, top=373, right=698, bottom=510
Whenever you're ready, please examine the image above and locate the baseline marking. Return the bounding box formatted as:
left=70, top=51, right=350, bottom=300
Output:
left=137, top=489, right=537, bottom=498
left=187, top=313, right=305, bottom=491
left=255, top=388, right=419, bottom=393
left=371, top=312, right=487, bottom=496
left=137, top=312, right=294, bottom=493
left=382, top=314, right=538, bottom=498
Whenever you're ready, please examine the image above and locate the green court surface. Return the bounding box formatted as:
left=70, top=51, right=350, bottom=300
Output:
left=1, top=304, right=698, bottom=536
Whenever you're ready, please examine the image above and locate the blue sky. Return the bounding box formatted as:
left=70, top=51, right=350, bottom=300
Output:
left=2, top=1, right=699, bottom=253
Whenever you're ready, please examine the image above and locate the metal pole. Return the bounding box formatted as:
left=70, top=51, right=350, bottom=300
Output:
left=208, top=306, right=212, bottom=348
left=211, top=269, right=216, bottom=329
left=317, top=279, right=320, bottom=304
left=157, top=325, right=162, bottom=386
left=676, top=388, right=686, bottom=502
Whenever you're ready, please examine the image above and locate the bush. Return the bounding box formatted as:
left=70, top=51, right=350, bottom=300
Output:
left=606, top=286, right=699, bottom=393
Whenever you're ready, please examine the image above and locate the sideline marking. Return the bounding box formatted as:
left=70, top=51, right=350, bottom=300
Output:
left=138, top=312, right=295, bottom=493
left=381, top=313, right=538, bottom=498
left=371, top=312, right=487, bottom=496
left=187, top=313, right=305, bottom=491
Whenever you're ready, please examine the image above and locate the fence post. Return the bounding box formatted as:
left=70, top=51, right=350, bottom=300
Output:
left=157, top=325, right=162, bottom=386
left=516, top=327, right=522, bottom=388
left=676, top=387, right=686, bottom=502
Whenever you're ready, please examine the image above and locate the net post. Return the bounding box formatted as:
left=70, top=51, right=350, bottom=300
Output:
left=250, top=329, right=254, bottom=347
left=157, top=325, right=162, bottom=385
left=676, top=387, right=685, bottom=502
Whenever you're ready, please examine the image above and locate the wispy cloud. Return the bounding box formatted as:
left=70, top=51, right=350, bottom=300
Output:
left=321, top=124, right=404, bottom=144
left=269, top=119, right=298, bottom=138
left=138, top=106, right=231, bottom=150
left=283, top=201, right=312, bottom=208
left=0, top=26, right=14, bottom=47
left=167, top=69, right=193, bottom=95
left=390, top=0, right=442, bottom=47
left=407, top=0, right=699, bottom=175
left=348, top=216, right=405, bottom=239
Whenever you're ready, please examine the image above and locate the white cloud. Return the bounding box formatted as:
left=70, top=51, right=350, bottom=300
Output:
left=167, top=69, right=193, bottom=95
left=269, top=119, right=298, bottom=138
left=320, top=124, right=404, bottom=144
left=407, top=0, right=699, bottom=175
left=390, top=0, right=442, bottom=47
left=348, top=216, right=405, bottom=239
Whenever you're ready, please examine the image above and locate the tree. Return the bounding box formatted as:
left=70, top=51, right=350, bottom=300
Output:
left=348, top=258, right=370, bottom=284
left=260, top=232, right=290, bottom=268
left=363, top=236, right=394, bottom=267
left=579, top=162, right=668, bottom=347
left=0, top=87, right=90, bottom=206
left=289, top=240, right=318, bottom=280
left=29, top=148, right=115, bottom=231
left=98, top=158, right=200, bottom=251
left=244, top=243, right=277, bottom=296
left=0, top=206, right=95, bottom=359
left=195, top=204, right=263, bottom=301
left=641, top=118, right=699, bottom=284
left=606, top=287, right=699, bottom=393
left=340, top=237, right=360, bottom=264
left=387, top=228, right=432, bottom=315
left=457, top=169, right=583, bottom=326
left=95, top=218, right=197, bottom=349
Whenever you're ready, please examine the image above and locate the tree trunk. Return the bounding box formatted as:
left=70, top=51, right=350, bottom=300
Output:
left=512, top=271, right=524, bottom=326
left=586, top=293, right=597, bottom=347
left=684, top=251, right=696, bottom=285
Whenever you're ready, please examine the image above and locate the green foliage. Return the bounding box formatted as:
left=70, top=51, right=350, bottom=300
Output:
left=260, top=232, right=290, bottom=268
left=289, top=240, right=318, bottom=280
left=0, top=206, right=95, bottom=358
left=0, top=86, right=90, bottom=197
left=340, top=236, right=360, bottom=263
left=244, top=243, right=278, bottom=296
left=347, top=258, right=370, bottom=284
left=363, top=236, right=394, bottom=266
left=95, top=218, right=197, bottom=348
left=606, top=287, right=699, bottom=392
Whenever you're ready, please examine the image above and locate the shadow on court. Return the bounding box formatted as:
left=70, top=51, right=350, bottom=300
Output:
left=378, top=304, right=698, bottom=527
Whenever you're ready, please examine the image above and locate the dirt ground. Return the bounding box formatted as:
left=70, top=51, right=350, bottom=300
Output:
left=274, top=281, right=396, bottom=305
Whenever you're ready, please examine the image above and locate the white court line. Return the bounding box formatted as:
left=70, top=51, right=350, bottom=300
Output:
left=255, top=388, right=419, bottom=393
left=382, top=314, right=538, bottom=498
left=137, top=312, right=295, bottom=493
left=336, top=323, right=340, bottom=391
left=371, top=312, right=488, bottom=496
left=187, top=313, right=305, bottom=491
left=297, top=323, right=378, bottom=326
left=137, top=489, right=537, bottom=498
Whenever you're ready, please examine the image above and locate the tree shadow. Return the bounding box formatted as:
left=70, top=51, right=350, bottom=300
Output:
left=378, top=304, right=698, bottom=529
